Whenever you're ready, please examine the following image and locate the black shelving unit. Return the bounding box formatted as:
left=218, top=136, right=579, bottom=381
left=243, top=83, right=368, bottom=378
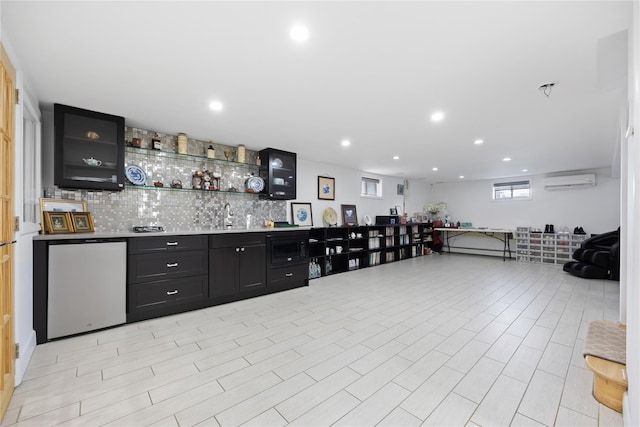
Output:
left=308, top=223, right=430, bottom=279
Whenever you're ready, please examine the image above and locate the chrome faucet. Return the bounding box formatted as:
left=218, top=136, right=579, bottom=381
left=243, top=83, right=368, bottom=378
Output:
left=223, top=203, right=234, bottom=228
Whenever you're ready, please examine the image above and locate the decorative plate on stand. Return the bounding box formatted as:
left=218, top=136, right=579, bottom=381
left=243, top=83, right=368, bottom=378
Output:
left=323, top=207, right=338, bottom=226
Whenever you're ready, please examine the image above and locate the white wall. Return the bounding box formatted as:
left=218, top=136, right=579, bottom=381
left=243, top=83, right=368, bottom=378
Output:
left=41, top=110, right=54, bottom=189
left=622, top=3, right=639, bottom=425
left=430, top=168, right=620, bottom=234
left=293, top=157, right=431, bottom=227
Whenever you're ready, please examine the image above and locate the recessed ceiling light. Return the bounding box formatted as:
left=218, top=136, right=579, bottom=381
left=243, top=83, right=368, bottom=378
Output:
left=393, top=155, right=400, bottom=160
left=209, top=100, right=224, bottom=112
left=522, top=168, right=528, bottom=172
left=432, top=167, right=438, bottom=171
left=503, top=157, right=512, bottom=162
left=430, top=111, right=445, bottom=122
left=290, top=24, right=310, bottom=42
left=474, top=139, right=484, bottom=145
left=341, top=139, right=351, bottom=147
left=459, top=175, right=465, bottom=179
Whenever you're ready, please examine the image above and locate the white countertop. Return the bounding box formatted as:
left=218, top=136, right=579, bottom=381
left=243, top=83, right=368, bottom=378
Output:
left=34, top=226, right=311, bottom=241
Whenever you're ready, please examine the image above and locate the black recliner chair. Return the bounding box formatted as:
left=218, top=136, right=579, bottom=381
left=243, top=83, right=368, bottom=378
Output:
left=563, top=228, right=620, bottom=280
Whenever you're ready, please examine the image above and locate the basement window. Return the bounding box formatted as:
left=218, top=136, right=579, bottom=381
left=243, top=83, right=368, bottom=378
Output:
left=492, top=180, right=531, bottom=200
left=361, top=177, right=382, bottom=198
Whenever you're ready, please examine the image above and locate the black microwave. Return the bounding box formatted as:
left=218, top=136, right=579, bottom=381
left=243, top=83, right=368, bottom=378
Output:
left=266, top=232, right=308, bottom=267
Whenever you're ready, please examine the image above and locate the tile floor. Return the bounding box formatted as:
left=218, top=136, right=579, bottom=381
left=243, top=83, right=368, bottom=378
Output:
left=2, top=254, right=624, bottom=426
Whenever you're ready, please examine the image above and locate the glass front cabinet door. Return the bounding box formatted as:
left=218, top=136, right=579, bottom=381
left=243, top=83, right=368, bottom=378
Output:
left=260, top=148, right=297, bottom=200
left=54, top=103, right=125, bottom=191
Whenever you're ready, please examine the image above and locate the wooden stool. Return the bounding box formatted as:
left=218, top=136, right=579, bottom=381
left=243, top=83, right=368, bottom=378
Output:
left=585, top=355, right=627, bottom=412
left=583, top=320, right=627, bottom=413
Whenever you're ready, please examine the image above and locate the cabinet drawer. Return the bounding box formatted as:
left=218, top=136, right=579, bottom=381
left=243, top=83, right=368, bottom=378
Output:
left=128, top=235, right=207, bottom=254
left=128, top=275, right=208, bottom=312
left=267, top=264, right=308, bottom=289
left=209, top=232, right=266, bottom=249
left=128, top=251, right=208, bottom=283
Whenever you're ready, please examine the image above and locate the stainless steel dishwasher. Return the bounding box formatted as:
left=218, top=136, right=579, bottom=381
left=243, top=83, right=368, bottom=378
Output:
left=47, top=238, right=127, bottom=339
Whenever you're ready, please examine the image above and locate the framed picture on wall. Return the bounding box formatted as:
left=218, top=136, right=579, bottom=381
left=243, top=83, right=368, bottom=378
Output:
left=291, top=202, right=313, bottom=226
left=341, top=204, right=358, bottom=226
left=318, top=176, right=335, bottom=200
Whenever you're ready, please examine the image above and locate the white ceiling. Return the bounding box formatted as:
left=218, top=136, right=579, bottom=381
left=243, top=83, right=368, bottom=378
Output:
left=2, top=1, right=632, bottom=183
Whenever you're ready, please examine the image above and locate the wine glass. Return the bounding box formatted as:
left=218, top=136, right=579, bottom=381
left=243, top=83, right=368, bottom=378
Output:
left=223, top=150, right=231, bottom=161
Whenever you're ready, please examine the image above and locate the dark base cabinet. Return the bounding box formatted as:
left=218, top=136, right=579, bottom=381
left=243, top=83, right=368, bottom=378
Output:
left=266, top=231, right=309, bottom=290
left=34, top=230, right=310, bottom=343
left=267, top=264, right=308, bottom=291
left=127, top=234, right=209, bottom=323
left=128, top=251, right=208, bottom=283
left=209, top=233, right=267, bottom=299
left=209, top=247, right=240, bottom=298
left=127, top=275, right=208, bottom=322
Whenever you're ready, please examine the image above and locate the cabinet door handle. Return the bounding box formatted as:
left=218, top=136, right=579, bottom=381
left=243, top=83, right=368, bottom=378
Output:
left=166, top=242, right=178, bottom=246
left=236, top=248, right=240, bottom=252
left=240, top=247, right=245, bottom=252
left=285, top=273, right=294, bottom=277
left=166, top=263, right=179, bottom=268
left=166, top=290, right=178, bottom=295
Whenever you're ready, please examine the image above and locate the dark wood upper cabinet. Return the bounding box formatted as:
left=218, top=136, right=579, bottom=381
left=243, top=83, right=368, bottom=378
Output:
left=54, top=103, right=125, bottom=191
left=259, top=148, right=296, bottom=200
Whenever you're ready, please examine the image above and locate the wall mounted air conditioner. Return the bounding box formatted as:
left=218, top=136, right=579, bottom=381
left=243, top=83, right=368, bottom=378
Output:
left=543, top=174, right=596, bottom=191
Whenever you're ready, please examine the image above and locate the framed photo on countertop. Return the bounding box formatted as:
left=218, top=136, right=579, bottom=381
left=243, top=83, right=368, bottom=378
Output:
left=39, top=197, right=87, bottom=233
left=291, top=202, right=313, bottom=226
left=341, top=204, right=358, bottom=226
left=44, top=211, right=73, bottom=234
left=71, top=212, right=95, bottom=232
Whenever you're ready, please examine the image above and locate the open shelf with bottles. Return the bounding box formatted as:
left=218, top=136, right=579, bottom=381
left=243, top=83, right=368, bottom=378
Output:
left=124, top=183, right=261, bottom=196
left=124, top=145, right=265, bottom=196
left=125, top=146, right=264, bottom=171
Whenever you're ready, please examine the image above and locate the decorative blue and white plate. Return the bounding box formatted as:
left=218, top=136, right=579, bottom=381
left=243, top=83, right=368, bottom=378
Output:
left=247, top=176, right=264, bottom=193
left=296, top=208, right=308, bottom=222
left=247, top=176, right=264, bottom=192
left=125, top=164, right=147, bottom=186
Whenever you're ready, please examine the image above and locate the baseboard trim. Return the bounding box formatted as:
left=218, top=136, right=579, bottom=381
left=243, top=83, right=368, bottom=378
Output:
left=15, top=330, right=36, bottom=385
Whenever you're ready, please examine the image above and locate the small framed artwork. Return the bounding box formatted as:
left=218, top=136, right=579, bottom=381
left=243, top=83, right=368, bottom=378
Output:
left=39, top=198, right=87, bottom=233
left=318, top=176, right=335, bottom=200
left=44, top=211, right=73, bottom=234
left=397, top=183, right=404, bottom=195
left=341, top=204, right=358, bottom=226
left=390, top=207, right=398, bottom=215
left=291, top=202, right=313, bottom=226
left=71, top=212, right=95, bottom=232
